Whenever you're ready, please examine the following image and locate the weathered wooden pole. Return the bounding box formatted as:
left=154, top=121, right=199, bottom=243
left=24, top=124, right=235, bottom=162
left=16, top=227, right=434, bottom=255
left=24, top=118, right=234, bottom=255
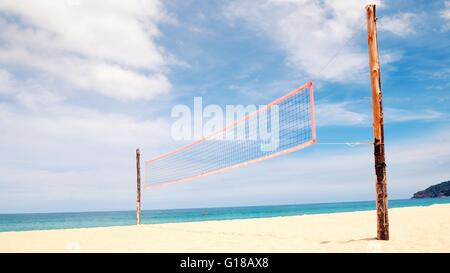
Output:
left=366, top=4, right=389, bottom=240
left=136, top=148, right=141, bottom=225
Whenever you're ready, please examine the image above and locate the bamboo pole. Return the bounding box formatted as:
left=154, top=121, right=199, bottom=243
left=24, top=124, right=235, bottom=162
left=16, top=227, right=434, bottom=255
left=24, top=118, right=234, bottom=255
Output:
left=136, top=148, right=141, bottom=225
left=366, top=4, right=389, bottom=240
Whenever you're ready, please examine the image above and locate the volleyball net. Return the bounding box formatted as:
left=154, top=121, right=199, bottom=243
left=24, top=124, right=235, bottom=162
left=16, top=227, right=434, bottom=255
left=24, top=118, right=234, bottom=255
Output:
left=144, top=81, right=316, bottom=188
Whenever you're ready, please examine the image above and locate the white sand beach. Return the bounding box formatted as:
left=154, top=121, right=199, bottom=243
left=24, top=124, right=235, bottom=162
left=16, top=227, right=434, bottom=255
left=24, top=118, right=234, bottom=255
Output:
left=0, top=204, right=449, bottom=253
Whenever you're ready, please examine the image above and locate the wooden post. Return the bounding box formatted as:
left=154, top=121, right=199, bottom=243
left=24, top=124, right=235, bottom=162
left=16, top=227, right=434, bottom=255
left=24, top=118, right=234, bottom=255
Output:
left=366, top=4, right=389, bottom=240
left=136, top=148, right=141, bottom=225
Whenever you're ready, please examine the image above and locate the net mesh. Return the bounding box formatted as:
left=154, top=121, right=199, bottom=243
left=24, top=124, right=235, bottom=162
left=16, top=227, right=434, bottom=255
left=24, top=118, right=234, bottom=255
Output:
left=144, top=81, right=316, bottom=188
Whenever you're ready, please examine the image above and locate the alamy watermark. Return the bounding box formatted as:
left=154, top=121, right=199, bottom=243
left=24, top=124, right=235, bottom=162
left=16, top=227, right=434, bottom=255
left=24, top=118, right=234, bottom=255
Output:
left=170, top=97, right=280, bottom=151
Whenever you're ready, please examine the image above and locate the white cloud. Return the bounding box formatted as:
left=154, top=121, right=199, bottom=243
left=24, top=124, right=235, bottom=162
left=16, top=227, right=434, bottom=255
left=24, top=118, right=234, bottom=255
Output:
left=0, top=69, right=15, bottom=94
left=0, top=47, right=172, bottom=101
left=225, top=0, right=383, bottom=83
left=0, top=100, right=174, bottom=212
left=316, top=102, right=368, bottom=126
left=15, top=89, right=63, bottom=110
left=441, top=1, right=450, bottom=31
left=378, top=12, right=417, bottom=37
left=380, top=51, right=402, bottom=66
left=0, top=0, right=172, bottom=101
left=0, top=71, right=65, bottom=110
left=428, top=67, right=450, bottom=80
left=0, top=103, right=170, bottom=146
left=384, top=108, right=446, bottom=123
left=315, top=101, right=446, bottom=127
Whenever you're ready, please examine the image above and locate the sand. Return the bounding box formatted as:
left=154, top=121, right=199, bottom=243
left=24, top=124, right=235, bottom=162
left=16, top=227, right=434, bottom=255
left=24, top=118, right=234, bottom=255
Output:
left=0, top=204, right=449, bottom=253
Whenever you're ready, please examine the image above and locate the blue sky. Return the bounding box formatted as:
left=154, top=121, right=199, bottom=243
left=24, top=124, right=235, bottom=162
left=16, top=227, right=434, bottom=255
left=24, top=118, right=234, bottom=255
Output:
left=0, top=0, right=449, bottom=213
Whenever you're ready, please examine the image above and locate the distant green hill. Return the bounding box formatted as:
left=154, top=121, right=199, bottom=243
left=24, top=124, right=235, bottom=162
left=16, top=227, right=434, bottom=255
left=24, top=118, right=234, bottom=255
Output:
left=412, top=181, right=450, bottom=199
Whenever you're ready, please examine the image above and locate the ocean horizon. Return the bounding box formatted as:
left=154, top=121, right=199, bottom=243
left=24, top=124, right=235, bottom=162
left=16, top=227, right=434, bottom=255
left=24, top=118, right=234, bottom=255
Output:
left=1, top=197, right=450, bottom=233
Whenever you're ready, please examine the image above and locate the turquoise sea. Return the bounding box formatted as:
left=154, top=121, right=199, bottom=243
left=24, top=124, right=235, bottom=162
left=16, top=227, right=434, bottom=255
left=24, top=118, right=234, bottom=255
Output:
left=1, top=198, right=450, bottom=232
